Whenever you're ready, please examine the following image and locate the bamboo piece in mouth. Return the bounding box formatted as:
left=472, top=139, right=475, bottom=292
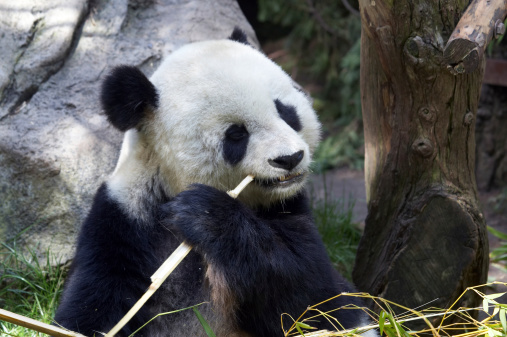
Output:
left=105, top=174, right=255, bottom=337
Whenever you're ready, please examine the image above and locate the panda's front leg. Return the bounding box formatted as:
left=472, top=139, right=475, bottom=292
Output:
left=161, top=184, right=343, bottom=336
left=160, top=184, right=277, bottom=279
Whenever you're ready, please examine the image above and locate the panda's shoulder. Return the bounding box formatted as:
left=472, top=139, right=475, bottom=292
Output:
left=75, top=183, right=165, bottom=253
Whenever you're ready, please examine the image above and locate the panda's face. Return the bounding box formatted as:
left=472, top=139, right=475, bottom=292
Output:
left=145, top=40, right=320, bottom=206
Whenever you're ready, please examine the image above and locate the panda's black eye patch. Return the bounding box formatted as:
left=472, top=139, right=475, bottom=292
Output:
left=225, top=124, right=249, bottom=140
left=274, top=99, right=302, bottom=132
left=223, top=124, right=249, bottom=165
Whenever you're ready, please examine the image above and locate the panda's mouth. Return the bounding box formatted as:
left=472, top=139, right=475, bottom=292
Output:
left=255, top=172, right=306, bottom=188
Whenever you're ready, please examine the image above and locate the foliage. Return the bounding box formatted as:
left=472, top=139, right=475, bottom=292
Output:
left=257, top=0, right=364, bottom=170
left=488, top=226, right=507, bottom=271
left=310, top=177, right=362, bottom=280
left=5, top=228, right=507, bottom=337
left=0, top=241, right=217, bottom=337
left=192, top=306, right=216, bottom=337
left=284, top=283, right=507, bottom=337
left=313, top=118, right=364, bottom=172
left=0, top=242, right=66, bottom=337
left=257, top=0, right=361, bottom=93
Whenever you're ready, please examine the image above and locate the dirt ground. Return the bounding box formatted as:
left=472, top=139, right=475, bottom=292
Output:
left=309, top=168, right=507, bottom=283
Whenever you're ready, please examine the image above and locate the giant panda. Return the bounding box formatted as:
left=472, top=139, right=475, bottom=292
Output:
left=54, top=29, right=374, bottom=337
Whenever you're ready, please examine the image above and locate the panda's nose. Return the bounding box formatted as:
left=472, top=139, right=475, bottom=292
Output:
left=268, top=150, right=304, bottom=171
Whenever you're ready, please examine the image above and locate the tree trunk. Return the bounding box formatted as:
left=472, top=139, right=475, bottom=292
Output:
left=353, top=0, right=490, bottom=328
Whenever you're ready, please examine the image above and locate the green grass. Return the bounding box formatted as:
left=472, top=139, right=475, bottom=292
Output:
left=312, top=123, right=364, bottom=173
left=0, top=242, right=67, bottom=337
left=310, top=181, right=362, bottom=280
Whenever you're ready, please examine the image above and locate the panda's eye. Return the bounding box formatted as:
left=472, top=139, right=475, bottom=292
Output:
left=225, top=124, right=249, bottom=141
left=223, top=124, right=250, bottom=165
left=275, top=99, right=302, bottom=132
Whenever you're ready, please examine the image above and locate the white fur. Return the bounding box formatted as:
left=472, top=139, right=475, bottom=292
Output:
left=359, top=317, right=380, bottom=337
left=109, top=39, right=321, bottom=217
left=361, top=328, right=380, bottom=337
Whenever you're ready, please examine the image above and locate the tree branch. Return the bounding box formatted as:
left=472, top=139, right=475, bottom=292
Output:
left=443, top=0, right=507, bottom=74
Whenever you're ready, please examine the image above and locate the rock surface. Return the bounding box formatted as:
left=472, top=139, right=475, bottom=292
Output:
left=0, top=0, right=256, bottom=262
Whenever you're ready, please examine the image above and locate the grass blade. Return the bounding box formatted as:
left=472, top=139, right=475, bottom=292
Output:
left=192, top=307, right=216, bottom=337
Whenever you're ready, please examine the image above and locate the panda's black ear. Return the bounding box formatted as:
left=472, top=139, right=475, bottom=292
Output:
left=229, top=27, right=250, bottom=45
left=100, top=65, right=159, bottom=132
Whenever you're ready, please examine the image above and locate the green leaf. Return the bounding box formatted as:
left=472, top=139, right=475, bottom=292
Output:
left=485, top=293, right=506, bottom=301
left=500, top=308, right=507, bottom=334
left=487, top=327, right=503, bottom=337
left=295, top=322, right=314, bottom=330
left=295, top=324, right=305, bottom=336
left=293, top=321, right=316, bottom=336
left=484, top=298, right=490, bottom=314
left=488, top=226, right=507, bottom=241
left=193, top=307, right=217, bottom=337
left=493, top=305, right=500, bottom=317
left=386, top=313, right=409, bottom=337
left=379, top=311, right=387, bottom=335
left=383, top=326, right=397, bottom=337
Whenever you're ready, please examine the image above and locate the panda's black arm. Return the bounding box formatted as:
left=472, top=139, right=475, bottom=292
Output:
left=162, top=184, right=364, bottom=336
left=54, top=184, right=166, bottom=337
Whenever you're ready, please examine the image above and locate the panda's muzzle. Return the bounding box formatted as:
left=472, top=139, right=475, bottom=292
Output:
left=255, top=151, right=306, bottom=187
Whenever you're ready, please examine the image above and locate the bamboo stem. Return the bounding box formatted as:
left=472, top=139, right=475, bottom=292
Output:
left=226, top=174, right=255, bottom=199
left=105, top=174, right=255, bottom=336
left=150, top=242, right=193, bottom=284
left=0, top=308, right=87, bottom=337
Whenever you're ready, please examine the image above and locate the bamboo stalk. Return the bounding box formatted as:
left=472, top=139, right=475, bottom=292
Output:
left=105, top=174, right=255, bottom=337
left=0, top=308, right=87, bottom=337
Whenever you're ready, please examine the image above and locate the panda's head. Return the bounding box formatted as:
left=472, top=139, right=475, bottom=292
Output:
left=102, top=30, right=321, bottom=208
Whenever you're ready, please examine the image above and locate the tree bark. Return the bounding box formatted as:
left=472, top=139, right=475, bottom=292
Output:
left=353, top=0, right=490, bottom=329
left=444, top=0, right=507, bottom=74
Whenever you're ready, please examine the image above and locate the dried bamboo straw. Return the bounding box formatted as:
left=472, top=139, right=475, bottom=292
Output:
left=0, top=308, right=87, bottom=337
left=105, top=174, right=255, bottom=337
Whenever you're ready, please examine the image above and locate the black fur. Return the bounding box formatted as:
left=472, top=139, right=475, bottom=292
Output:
left=54, top=184, right=368, bottom=336
left=223, top=124, right=250, bottom=165
left=161, top=184, right=367, bottom=336
left=101, top=65, right=159, bottom=131
left=275, top=99, right=302, bottom=132
left=237, top=0, right=259, bottom=31
left=53, top=184, right=177, bottom=336
left=229, top=27, right=250, bottom=45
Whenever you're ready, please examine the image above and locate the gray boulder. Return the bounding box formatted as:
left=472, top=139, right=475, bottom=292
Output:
left=0, top=0, right=256, bottom=262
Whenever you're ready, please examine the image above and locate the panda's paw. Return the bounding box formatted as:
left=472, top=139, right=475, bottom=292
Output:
left=160, top=184, right=245, bottom=246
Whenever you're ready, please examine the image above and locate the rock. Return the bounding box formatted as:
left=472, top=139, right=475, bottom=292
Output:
left=0, top=0, right=89, bottom=118
left=0, top=0, right=256, bottom=262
